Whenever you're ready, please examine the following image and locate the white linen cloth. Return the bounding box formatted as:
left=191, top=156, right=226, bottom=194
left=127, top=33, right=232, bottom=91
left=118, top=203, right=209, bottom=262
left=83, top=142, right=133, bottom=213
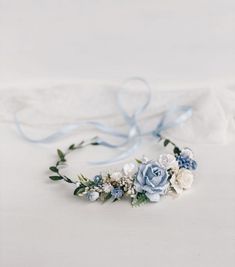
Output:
left=1, top=81, right=235, bottom=145
left=0, top=81, right=235, bottom=267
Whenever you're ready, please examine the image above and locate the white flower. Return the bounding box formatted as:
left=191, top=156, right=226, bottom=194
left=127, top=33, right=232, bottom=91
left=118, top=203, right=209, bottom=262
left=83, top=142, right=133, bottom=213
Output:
left=170, top=169, right=194, bottom=194
left=122, top=163, right=136, bottom=176
left=141, top=156, right=149, bottom=163
left=102, top=183, right=112, bottom=193
left=110, top=172, right=122, bottom=182
left=159, top=154, right=178, bottom=170
left=181, top=148, right=194, bottom=159
left=86, top=191, right=99, bottom=201
left=146, top=192, right=161, bottom=202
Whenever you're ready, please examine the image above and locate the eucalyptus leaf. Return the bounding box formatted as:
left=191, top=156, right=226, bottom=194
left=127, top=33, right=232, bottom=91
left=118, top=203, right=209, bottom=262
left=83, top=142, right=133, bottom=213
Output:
left=135, top=158, right=142, bottom=164
left=49, top=166, right=58, bottom=173
left=69, top=144, right=75, bottom=150
left=74, top=186, right=86, bottom=195
left=57, top=149, right=65, bottom=161
left=49, top=175, right=63, bottom=181
left=163, top=139, right=170, bottom=147
left=132, top=193, right=150, bottom=207
left=173, top=147, right=181, bottom=155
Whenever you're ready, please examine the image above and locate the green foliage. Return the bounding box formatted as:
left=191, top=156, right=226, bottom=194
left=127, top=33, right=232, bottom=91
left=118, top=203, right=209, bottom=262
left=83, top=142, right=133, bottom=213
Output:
left=91, top=141, right=100, bottom=145
left=57, top=149, right=65, bottom=162
left=78, top=174, right=95, bottom=187
left=102, top=192, right=112, bottom=202
left=49, top=166, right=58, bottom=173
left=163, top=139, right=170, bottom=147
left=135, top=158, right=142, bottom=164
left=74, top=186, right=86, bottom=196
left=49, top=175, right=63, bottom=181
left=173, top=147, right=181, bottom=155
left=132, top=193, right=150, bottom=207
left=68, top=144, right=76, bottom=150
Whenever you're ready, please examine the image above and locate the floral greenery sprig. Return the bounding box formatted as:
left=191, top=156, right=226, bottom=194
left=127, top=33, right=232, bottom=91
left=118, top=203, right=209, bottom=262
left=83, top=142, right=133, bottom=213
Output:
left=49, top=136, right=197, bottom=207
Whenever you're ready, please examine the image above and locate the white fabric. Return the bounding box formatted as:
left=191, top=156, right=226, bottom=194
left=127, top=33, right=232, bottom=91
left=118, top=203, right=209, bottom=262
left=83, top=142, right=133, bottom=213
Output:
left=1, top=82, right=235, bottom=144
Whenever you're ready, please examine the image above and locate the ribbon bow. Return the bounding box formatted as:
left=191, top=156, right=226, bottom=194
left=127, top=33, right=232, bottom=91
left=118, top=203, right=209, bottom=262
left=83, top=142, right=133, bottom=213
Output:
left=15, top=77, right=192, bottom=164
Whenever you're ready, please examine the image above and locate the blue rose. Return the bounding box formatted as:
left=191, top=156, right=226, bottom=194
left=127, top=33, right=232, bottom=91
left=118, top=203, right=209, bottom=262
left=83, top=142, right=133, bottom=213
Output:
left=134, top=162, right=169, bottom=202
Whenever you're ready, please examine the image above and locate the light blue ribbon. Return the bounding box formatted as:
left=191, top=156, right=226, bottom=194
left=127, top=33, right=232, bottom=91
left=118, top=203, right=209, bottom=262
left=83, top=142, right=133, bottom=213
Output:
left=15, top=77, right=192, bottom=165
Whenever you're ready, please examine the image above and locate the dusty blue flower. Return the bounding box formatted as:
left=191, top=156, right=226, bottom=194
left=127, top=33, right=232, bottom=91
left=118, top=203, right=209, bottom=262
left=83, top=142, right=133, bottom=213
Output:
left=92, top=174, right=102, bottom=184
left=134, top=162, right=169, bottom=202
left=176, top=155, right=197, bottom=170
left=111, top=187, right=123, bottom=199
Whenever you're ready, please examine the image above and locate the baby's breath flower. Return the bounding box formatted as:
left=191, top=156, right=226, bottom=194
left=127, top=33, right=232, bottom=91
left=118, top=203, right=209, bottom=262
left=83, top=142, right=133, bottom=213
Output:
left=110, top=172, right=122, bottom=182
left=102, top=183, right=112, bottom=193
left=122, top=163, right=136, bottom=176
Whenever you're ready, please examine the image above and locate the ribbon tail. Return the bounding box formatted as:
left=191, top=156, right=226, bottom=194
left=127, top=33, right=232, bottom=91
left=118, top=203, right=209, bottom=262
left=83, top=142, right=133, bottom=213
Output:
left=14, top=114, right=128, bottom=144
left=152, top=106, right=192, bottom=137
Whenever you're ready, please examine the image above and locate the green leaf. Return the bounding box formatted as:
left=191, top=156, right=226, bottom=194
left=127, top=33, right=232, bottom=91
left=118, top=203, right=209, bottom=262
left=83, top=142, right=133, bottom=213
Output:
left=102, top=192, right=112, bottom=203
left=132, top=193, right=150, bottom=207
left=91, top=141, right=100, bottom=145
left=79, top=174, right=93, bottom=186
left=57, top=149, right=65, bottom=161
left=49, top=166, right=58, bottom=173
left=135, top=158, right=142, bottom=164
left=74, top=186, right=86, bottom=196
left=49, top=175, right=63, bottom=181
left=173, top=147, right=181, bottom=155
left=69, top=144, right=75, bottom=150
left=163, top=139, right=170, bottom=147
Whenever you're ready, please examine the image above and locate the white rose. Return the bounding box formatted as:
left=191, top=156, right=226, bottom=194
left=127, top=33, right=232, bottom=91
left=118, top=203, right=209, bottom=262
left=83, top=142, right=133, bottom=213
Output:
left=170, top=169, right=194, bottom=194
left=159, top=154, right=178, bottom=170
left=181, top=148, right=194, bottom=159
left=177, top=169, right=194, bottom=189
left=110, top=172, right=122, bottom=182
left=122, top=163, right=136, bottom=176
left=87, top=191, right=99, bottom=201
left=102, top=183, right=112, bottom=193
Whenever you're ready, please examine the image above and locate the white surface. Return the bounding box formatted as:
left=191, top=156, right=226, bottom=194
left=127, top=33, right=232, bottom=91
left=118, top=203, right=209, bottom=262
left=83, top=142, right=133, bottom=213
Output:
left=1, top=126, right=235, bottom=267
left=1, top=1, right=235, bottom=266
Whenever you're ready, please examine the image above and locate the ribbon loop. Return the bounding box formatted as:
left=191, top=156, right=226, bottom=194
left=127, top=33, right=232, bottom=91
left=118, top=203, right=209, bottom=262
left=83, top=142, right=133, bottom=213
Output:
left=15, top=78, right=193, bottom=164
left=117, top=77, right=151, bottom=122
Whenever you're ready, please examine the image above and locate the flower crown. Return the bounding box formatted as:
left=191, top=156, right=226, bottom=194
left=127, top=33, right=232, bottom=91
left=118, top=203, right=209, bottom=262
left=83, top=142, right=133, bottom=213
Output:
left=48, top=135, right=197, bottom=207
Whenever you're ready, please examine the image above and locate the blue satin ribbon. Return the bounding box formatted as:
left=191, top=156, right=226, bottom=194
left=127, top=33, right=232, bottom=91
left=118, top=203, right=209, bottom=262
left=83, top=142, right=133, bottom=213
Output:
left=15, top=77, right=192, bottom=165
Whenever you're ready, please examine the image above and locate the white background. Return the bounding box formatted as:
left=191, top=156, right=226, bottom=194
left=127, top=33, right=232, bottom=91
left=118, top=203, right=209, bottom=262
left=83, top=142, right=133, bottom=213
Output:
left=0, top=1, right=235, bottom=267
left=0, top=0, right=235, bottom=86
